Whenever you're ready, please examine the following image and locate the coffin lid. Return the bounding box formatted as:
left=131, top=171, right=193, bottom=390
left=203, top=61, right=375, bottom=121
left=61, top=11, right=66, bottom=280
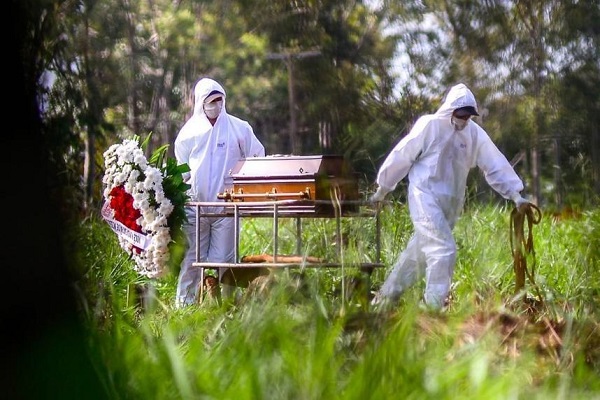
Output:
left=230, top=155, right=354, bottom=180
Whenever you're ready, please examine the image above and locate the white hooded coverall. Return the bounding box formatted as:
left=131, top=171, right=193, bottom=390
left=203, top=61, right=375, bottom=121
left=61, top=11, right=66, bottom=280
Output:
left=375, top=83, right=524, bottom=308
left=174, top=78, right=265, bottom=307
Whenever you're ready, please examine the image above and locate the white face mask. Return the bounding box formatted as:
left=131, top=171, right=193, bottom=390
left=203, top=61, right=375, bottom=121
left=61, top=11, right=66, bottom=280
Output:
left=204, top=100, right=223, bottom=119
left=451, top=116, right=469, bottom=131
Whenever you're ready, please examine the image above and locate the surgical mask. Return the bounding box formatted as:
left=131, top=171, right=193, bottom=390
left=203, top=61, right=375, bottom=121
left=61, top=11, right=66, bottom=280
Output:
left=451, top=116, right=469, bottom=131
left=204, top=100, right=223, bottom=119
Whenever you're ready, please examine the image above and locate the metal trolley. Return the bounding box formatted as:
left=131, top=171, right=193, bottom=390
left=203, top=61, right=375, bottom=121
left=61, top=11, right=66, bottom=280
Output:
left=189, top=199, right=384, bottom=305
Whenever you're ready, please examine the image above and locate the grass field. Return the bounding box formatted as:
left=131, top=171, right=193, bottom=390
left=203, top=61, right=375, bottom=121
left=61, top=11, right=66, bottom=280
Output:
left=69, top=202, right=600, bottom=399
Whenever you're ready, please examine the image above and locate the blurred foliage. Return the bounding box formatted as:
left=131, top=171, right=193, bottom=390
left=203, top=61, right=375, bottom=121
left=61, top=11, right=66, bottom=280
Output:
left=67, top=203, right=600, bottom=399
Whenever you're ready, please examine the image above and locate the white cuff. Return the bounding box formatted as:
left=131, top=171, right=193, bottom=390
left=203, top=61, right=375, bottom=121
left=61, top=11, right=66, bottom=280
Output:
left=370, top=187, right=388, bottom=202
left=509, top=192, right=521, bottom=202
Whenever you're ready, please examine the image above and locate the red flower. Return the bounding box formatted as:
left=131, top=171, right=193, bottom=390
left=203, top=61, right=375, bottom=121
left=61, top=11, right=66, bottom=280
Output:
left=109, top=185, right=143, bottom=253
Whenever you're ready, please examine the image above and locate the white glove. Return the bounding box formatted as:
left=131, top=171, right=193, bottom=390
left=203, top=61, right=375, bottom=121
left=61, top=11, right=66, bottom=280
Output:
left=369, top=187, right=387, bottom=203
left=512, top=194, right=529, bottom=211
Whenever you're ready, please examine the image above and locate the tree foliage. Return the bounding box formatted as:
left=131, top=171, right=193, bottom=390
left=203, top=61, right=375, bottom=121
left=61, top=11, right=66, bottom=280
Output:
left=36, top=0, right=600, bottom=213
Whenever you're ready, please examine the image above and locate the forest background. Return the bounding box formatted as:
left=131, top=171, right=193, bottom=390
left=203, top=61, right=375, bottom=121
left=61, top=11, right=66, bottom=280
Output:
left=35, top=0, right=600, bottom=212
left=4, top=0, right=600, bottom=398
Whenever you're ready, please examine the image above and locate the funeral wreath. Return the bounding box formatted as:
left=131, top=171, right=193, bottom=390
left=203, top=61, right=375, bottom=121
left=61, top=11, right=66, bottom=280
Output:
left=102, top=134, right=190, bottom=278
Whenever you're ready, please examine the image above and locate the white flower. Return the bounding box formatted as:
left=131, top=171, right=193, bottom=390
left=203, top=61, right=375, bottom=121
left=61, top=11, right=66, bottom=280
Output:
left=102, top=137, right=175, bottom=278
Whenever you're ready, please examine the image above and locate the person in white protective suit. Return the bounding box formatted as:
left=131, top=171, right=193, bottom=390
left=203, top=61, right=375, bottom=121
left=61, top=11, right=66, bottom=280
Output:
left=174, top=78, right=265, bottom=307
left=370, top=83, right=530, bottom=310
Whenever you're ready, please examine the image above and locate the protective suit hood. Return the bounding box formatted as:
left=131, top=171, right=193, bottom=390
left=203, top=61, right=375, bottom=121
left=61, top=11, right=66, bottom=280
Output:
left=193, top=78, right=226, bottom=118
left=435, top=83, right=479, bottom=119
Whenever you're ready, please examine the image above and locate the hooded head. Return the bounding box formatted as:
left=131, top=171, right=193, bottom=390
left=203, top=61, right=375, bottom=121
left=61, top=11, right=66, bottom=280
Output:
left=436, top=83, right=479, bottom=118
left=193, top=78, right=227, bottom=119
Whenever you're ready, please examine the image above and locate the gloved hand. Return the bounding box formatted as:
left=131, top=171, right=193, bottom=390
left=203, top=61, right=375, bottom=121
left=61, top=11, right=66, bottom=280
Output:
left=512, top=194, right=530, bottom=212
left=369, top=187, right=387, bottom=203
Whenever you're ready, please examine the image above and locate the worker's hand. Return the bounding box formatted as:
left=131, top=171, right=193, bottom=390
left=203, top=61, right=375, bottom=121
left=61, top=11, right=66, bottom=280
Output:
left=513, top=195, right=530, bottom=212
left=369, top=187, right=387, bottom=203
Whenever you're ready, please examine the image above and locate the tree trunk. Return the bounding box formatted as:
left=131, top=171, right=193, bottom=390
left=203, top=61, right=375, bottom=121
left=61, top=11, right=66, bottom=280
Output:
left=83, top=11, right=100, bottom=210
left=123, top=0, right=141, bottom=137
left=593, top=121, right=600, bottom=197
left=553, top=136, right=562, bottom=207
left=83, top=130, right=95, bottom=210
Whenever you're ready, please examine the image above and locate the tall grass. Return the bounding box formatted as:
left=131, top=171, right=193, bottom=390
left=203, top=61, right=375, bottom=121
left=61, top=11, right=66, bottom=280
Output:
left=73, top=203, right=600, bottom=399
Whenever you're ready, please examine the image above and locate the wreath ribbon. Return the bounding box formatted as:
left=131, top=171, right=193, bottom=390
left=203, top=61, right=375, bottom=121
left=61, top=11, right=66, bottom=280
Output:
left=101, top=202, right=152, bottom=250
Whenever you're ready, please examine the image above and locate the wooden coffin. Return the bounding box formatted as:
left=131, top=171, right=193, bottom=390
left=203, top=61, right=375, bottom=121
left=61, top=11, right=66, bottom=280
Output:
left=221, top=155, right=360, bottom=215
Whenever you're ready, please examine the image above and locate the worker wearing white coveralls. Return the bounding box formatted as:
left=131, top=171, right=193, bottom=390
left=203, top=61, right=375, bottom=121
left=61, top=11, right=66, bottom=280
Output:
left=370, top=83, right=529, bottom=309
left=175, top=78, right=265, bottom=307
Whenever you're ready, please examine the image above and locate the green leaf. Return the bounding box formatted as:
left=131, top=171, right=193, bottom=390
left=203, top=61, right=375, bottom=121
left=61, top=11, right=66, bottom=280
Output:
left=173, top=163, right=191, bottom=174
left=149, top=144, right=170, bottom=168
left=140, top=132, right=153, bottom=151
